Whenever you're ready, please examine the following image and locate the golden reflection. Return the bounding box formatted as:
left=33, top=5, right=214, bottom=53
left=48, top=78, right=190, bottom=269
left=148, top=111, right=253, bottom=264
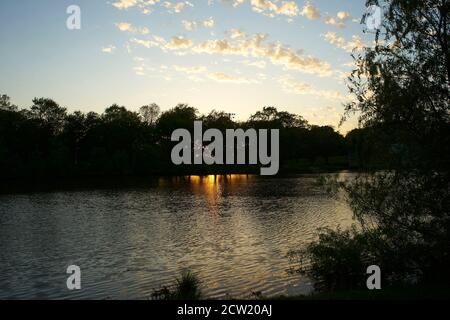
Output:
left=158, top=175, right=255, bottom=215
left=190, top=175, right=253, bottom=215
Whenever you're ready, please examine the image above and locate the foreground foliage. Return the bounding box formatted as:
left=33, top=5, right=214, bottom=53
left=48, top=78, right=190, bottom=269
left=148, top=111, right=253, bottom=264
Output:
left=152, top=271, right=202, bottom=300
left=294, top=0, right=450, bottom=293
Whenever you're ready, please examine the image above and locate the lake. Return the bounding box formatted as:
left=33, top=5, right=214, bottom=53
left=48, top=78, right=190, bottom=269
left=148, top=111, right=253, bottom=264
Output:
left=0, top=173, right=354, bottom=299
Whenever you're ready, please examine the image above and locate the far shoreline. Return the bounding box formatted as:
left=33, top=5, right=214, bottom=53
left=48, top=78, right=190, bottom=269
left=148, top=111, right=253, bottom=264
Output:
left=0, top=168, right=362, bottom=195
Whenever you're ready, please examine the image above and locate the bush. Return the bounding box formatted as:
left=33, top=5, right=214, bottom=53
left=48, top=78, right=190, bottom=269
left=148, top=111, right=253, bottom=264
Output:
left=292, top=227, right=374, bottom=291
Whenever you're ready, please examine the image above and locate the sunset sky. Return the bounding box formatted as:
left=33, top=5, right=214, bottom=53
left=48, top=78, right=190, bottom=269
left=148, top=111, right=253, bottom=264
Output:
left=0, top=0, right=374, bottom=132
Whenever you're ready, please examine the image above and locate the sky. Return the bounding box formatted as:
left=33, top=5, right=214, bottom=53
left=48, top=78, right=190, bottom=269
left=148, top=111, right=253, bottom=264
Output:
left=0, top=0, right=375, bottom=133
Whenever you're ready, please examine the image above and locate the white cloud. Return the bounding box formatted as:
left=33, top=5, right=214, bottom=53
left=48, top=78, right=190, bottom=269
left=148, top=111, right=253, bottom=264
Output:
left=192, top=33, right=332, bottom=76
left=324, top=11, right=350, bottom=29
left=116, top=22, right=149, bottom=34
left=112, top=0, right=139, bottom=9
left=241, top=59, right=266, bottom=69
left=111, top=0, right=160, bottom=14
left=171, top=64, right=257, bottom=84
left=323, top=32, right=365, bottom=52
left=276, top=1, right=300, bottom=17
left=203, top=17, right=215, bottom=28
left=101, top=45, right=116, bottom=54
left=182, top=17, right=215, bottom=31
left=166, top=36, right=193, bottom=49
left=279, top=77, right=344, bottom=100
left=132, top=31, right=333, bottom=76
left=182, top=20, right=198, bottom=31
left=173, top=65, right=208, bottom=74
left=228, top=29, right=246, bottom=39
left=208, top=72, right=256, bottom=83
left=250, top=0, right=299, bottom=17
left=130, top=37, right=159, bottom=48
left=231, top=0, right=245, bottom=7
left=300, top=3, right=320, bottom=20
left=162, top=1, right=193, bottom=13
left=337, top=11, right=350, bottom=20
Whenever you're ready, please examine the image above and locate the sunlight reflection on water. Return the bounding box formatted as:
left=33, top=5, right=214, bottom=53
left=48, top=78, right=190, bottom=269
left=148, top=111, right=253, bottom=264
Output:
left=0, top=173, right=355, bottom=299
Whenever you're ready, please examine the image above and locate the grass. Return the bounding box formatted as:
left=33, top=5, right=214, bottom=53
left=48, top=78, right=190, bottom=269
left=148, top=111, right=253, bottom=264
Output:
left=151, top=271, right=202, bottom=300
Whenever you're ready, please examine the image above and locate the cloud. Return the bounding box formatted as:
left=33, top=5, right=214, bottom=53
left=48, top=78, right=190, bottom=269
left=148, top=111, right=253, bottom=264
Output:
left=133, top=65, right=146, bottom=76
left=208, top=72, right=255, bottom=83
left=324, top=17, right=345, bottom=29
left=337, top=11, right=350, bottom=20
left=324, top=11, right=350, bottom=29
left=182, top=17, right=215, bottom=31
left=162, top=1, right=193, bottom=13
left=173, top=65, right=208, bottom=74
left=300, top=3, right=320, bottom=20
left=131, top=35, right=193, bottom=51
left=131, top=31, right=332, bottom=76
left=279, top=77, right=344, bottom=100
left=203, top=17, right=215, bottom=28
left=228, top=29, right=246, bottom=39
left=241, top=60, right=266, bottom=69
left=172, top=64, right=256, bottom=84
left=181, top=20, right=198, bottom=31
left=116, top=22, right=149, bottom=34
left=276, top=1, right=300, bottom=17
left=130, top=37, right=160, bottom=48
left=111, top=0, right=160, bottom=14
left=231, top=0, right=245, bottom=7
left=166, top=36, right=193, bottom=49
left=101, top=45, right=116, bottom=54
left=112, top=0, right=139, bottom=9
left=191, top=33, right=332, bottom=76
left=250, top=0, right=299, bottom=17
left=323, top=32, right=365, bottom=52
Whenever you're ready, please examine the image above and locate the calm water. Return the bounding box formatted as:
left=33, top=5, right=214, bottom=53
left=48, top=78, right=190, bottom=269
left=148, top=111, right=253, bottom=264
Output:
left=0, top=174, right=354, bottom=299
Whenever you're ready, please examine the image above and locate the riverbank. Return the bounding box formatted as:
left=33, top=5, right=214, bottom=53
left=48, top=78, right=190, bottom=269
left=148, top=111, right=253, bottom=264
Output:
left=0, top=169, right=358, bottom=194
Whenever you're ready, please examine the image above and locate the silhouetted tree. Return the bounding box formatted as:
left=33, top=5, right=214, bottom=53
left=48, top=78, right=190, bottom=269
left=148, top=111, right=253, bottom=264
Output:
left=0, top=94, right=17, bottom=111
left=140, top=103, right=160, bottom=126
left=202, top=110, right=235, bottom=130
left=156, top=104, right=198, bottom=139
left=297, top=0, right=450, bottom=292
left=30, top=98, right=67, bottom=134
left=249, top=106, right=308, bottom=129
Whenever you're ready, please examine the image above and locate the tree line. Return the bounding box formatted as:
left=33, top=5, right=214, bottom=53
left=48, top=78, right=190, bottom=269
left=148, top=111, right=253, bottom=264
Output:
left=0, top=94, right=388, bottom=180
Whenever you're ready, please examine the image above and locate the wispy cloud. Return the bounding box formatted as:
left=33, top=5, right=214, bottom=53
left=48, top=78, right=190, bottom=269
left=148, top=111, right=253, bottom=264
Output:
left=324, top=11, right=351, bottom=29
left=112, top=0, right=160, bottom=14
left=279, top=77, right=344, bottom=100
left=101, top=45, right=116, bottom=53
left=162, top=1, right=193, bottom=13
left=181, top=17, right=215, bottom=31
left=241, top=59, right=266, bottom=69
left=130, top=31, right=333, bottom=76
left=172, top=64, right=257, bottom=84
left=323, top=32, right=365, bottom=52
left=116, top=22, right=149, bottom=34
left=250, top=0, right=300, bottom=18
left=208, top=71, right=256, bottom=83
